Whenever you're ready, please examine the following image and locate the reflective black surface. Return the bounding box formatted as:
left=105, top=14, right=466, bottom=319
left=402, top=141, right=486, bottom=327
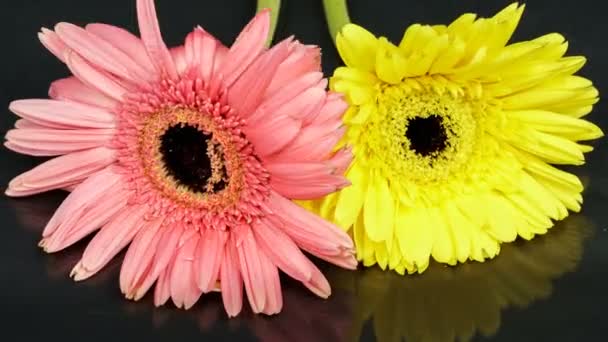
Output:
left=1, top=1, right=606, bottom=341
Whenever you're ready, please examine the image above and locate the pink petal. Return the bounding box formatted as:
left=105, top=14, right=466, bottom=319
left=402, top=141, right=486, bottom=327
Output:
left=4, top=141, right=76, bottom=157
left=269, top=180, right=344, bottom=200
left=14, top=119, right=46, bottom=129
left=258, top=249, right=282, bottom=315
left=184, top=27, right=225, bottom=82
left=136, top=0, right=178, bottom=79
left=6, top=127, right=115, bottom=156
left=184, top=28, right=204, bottom=70
left=266, top=43, right=321, bottom=97
left=270, top=125, right=345, bottom=162
left=275, top=87, right=326, bottom=122
left=214, top=42, right=229, bottom=72
left=170, top=235, right=202, bottom=309
left=219, top=10, right=270, bottom=87
left=120, top=217, right=164, bottom=296
left=236, top=227, right=266, bottom=314
left=266, top=162, right=336, bottom=180
left=311, top=92, right=348, bottom=125
left=265, top=161, right=349, bottom=200
left=41, top=168, right=122, bottom=237
left=71, top=205, right=147, bottom=281
left=250, top=72, right=324, bottom=125
left=245, top=114, right=301, bottom=157
left=40, top=170, right=128, bottom=252
left=154, top=253, right=175, bottom=307
left=170, top=46, right=188, bottom=76
left=6, top=147, right=116, bottom=197
left=267, top=191, right=355, bottom=259
left=195, top=229, right=227, bottom=292
left=9, top=99, right=115, bottom=129
left=65, top=51, right=129, bottom=101
left=44, top=185, right=130, bottom=253
left=252, top=218, right=312, bottom=282
left=49, top=77, right=117, bottom=110
left=228, top=38, right=291, bottom=118
left=327, top=147, right=353, bottom=175
left=54, top=22, right=150, bottom=85
left=85, top=23, right=156, bottom=74
left=221, top=235, right=243, bottom=318
left=4, top=141, right=43, bottom=157
left=39, top=28, right=68, bottom=63
left=132, top=224, right=185, bottom=300
left=301, top=261, right=331, bottom=299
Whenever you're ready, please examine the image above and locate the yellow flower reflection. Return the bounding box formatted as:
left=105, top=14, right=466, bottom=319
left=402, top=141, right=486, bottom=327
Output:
left=329, top=214, right=592, bottom=342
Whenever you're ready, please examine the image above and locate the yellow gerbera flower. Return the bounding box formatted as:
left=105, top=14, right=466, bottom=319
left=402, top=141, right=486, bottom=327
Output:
left=305, top=3, right=602, bottom=274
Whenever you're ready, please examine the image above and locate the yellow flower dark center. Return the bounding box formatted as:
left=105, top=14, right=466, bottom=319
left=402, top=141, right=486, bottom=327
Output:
left=405, top=115, right=449, bottom=157
left=160, top=124, right=228, bottom=194
left=366, top=80, right=481, bottom=184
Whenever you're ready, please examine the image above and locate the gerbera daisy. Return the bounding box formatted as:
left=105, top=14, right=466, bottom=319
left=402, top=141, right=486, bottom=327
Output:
left=307, top=2, right=602, bottom=274
left=5, top=0, right=356, bottom=316
left=331, top=215, right=590, bottom=342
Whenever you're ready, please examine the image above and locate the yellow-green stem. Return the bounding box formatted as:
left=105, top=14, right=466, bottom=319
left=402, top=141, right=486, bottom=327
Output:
left=323, top=0, right=351, bottom=41
left=256, top=0, right=281, bottom=47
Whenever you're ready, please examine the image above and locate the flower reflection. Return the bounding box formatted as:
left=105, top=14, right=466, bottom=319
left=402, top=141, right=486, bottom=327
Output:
left=8, top=193, right=592, bottom=341
left=120, top=279, right=351, bottom=341
left=329, top=214, right=593, bottom=342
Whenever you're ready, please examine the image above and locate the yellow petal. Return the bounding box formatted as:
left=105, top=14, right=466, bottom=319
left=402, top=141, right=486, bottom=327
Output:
left=374, top=240, right=389, bottom=270
left=399, top=24, right=438, bottom=57
left=346, top=102, right=375, bottom=124
left=430, top=36, right=466, bottom=74
left=502, top=75, right=590, bottom=111
left=331, top=79, right=375, bottom=105
left=330, top=67, right=377, bottom=106
left=405, top=34, right=449, bottom=77
left=506, top=127, right=585, bottom=165
left=375, top=37, right=407, bottom=84
left=363, top=176, right=395, bottom=242
left=518, top=153, right=583, bottom=193
left=334, top=163, right=368, bottom=229
left=336, top=24, right=378, bottom=72
left=444, top=203, right=472, bottom=263
left=352, top=212, right=366, bottom=260
left=485, top=194, right=519, bottom=242
left=506, top=109, right=603, bottom=141
left=388, top=238, right=402, bottom=270
left=319, top=192, right=338, bottom=221
left=487, top=3, right=524, bottom=52
left=395, top=205, right=433, bottom=268
left=429, top=207, right=456, bottom=265
left=333, top=66, right=378, bottom=85
left=447, top=13, right=477, bottom=38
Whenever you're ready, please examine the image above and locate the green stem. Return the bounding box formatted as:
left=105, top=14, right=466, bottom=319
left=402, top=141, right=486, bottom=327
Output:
left=323, top=0, right=351, bottom=41
left=256, top=0, right=281, bottom=47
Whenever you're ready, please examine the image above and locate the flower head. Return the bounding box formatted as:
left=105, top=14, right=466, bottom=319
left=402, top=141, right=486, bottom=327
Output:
left=6, top=0, right=356, bottom=316
left=305, top=3, right=602, bottom=274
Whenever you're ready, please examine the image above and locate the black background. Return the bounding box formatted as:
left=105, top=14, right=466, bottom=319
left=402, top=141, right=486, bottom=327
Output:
left=1, top=1, right=606, bottom=341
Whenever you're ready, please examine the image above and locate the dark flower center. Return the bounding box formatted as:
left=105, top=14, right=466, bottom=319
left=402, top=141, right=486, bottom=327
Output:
left=160, top=124, right=228, bottom=193
left=405, top=115, right=448, bottom=156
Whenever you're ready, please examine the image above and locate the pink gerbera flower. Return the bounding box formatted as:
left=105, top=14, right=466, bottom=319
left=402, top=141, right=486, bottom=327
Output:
left=6, top=0, right=356, bottom=316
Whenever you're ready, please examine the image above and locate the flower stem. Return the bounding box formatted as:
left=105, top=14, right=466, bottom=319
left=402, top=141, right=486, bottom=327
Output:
left=323, top=0, right=351, bottom=40
left=256, top=0, right=281, bottom=47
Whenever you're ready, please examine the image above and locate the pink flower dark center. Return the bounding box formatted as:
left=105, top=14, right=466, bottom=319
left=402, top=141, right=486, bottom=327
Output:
left=137, top=108, right=245, bottom=210
left=160, top=124, right=228, bottom=194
